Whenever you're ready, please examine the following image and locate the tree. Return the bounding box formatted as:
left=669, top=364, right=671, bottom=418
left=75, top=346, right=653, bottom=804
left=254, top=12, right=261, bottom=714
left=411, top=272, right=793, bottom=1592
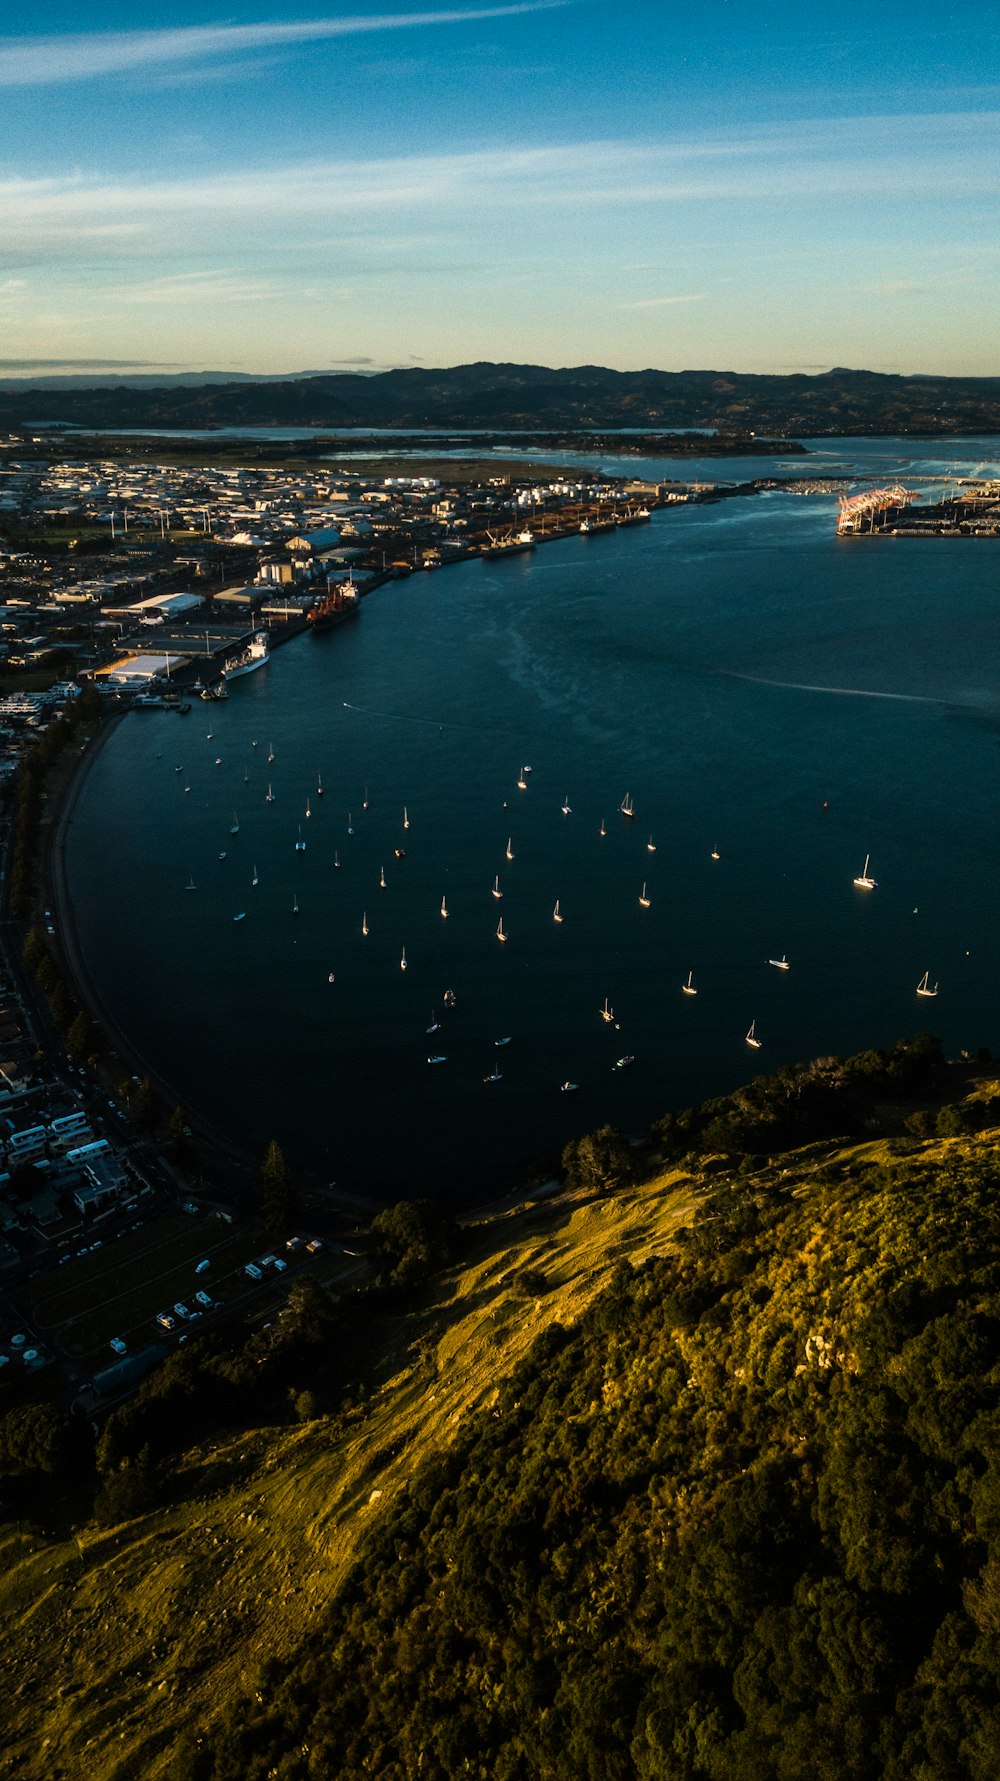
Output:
left=21, top=928, right=45, bottom=972
left=260, top=1139, right=292, bottom=1236
left=48, top=981, right=75, bottom=1031
left=167, top=1104, right=194, bottom=1163
left=368, top=1199, right=453, bottom=1290
left=67, top=1010, right=92, bottom=1066
left=561, top=1124, right=635, bottom=1194
left=130, top=1077, right=157, bottom=1130
left=0, top=1403, right=80, bottom=1481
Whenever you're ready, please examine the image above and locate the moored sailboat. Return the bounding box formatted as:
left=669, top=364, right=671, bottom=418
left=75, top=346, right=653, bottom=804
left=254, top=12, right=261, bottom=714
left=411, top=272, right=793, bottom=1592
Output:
left=745, top=1020, right=762, bottom=1049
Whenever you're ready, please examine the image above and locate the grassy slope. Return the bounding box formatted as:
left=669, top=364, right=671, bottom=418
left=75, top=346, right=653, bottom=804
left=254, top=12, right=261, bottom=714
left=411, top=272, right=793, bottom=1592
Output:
left=3, top=1165, right=698, bottom=1780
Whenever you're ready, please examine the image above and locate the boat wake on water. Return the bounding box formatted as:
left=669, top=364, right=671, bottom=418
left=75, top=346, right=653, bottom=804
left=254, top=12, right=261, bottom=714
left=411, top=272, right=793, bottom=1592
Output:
left=341, top=700, right=503, bottom=732
left=720, top=671, right=938, bottom=706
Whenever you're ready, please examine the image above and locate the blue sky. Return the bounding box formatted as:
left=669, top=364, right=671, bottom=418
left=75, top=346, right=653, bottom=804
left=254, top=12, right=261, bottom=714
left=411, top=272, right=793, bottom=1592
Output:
left=1, top=2, right=998, bottom=376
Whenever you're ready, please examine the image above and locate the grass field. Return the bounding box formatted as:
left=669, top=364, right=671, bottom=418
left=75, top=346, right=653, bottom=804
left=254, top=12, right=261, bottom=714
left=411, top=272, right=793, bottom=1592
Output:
left=20, top=1210, right=267, bottom=1359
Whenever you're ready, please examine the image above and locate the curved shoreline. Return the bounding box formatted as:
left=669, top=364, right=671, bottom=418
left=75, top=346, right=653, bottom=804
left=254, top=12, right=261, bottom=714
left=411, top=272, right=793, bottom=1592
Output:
left=48, top=708, right=268, bottom=1198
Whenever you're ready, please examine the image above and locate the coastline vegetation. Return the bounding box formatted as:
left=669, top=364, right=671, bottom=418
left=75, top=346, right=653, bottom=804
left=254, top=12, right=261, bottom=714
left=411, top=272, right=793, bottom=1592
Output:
left=8, top=679, right=102, bottom=921
left=3, top=1042, right=1000, bottom=1777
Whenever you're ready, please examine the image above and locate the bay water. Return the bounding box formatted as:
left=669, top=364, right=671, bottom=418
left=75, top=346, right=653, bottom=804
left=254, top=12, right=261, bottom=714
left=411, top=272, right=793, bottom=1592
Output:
left=65, top=438, right=1000, bottom=1201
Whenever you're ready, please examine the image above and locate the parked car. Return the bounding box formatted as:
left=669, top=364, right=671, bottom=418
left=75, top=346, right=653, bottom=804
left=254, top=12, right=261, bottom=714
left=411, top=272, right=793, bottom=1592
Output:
left=109, top=1336, right=127, bottom=1355
left=194, top=1290, right=213, bottom=1309
left=195, top=1259, right=210, bottom=1274
left=173, top=1302, right=191, bottom=1319
left=156, top=1312, right=175, bottom=1331
left=244, top=1263, right=262, bottom=1281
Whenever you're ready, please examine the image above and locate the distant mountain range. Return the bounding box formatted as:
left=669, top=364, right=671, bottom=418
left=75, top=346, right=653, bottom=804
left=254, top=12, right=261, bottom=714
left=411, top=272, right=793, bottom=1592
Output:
left=4, top=362, right=1000, bottom=435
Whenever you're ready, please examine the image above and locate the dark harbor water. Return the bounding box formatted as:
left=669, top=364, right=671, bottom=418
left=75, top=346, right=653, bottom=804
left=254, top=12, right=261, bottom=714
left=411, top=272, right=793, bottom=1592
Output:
left=66, top=438, right=1000, bottom=1202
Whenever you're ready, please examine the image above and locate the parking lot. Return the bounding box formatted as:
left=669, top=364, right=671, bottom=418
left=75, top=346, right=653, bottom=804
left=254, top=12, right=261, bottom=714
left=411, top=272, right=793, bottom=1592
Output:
left=19, top=1209, right=269, bottom=1361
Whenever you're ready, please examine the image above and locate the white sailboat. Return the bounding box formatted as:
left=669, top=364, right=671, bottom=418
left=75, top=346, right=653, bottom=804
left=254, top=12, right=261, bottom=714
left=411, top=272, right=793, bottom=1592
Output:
left=185, top=875, right=196, bottom=891
left=620, top=792, right=635, bottom=819
left=600, top=997, right=614, bottom=1023
left=745, top=1020, right=762, bottom=1049
left=251, top=865, right=259, bottom=887
left=599, top=818, right=606, bottom=837
left=295, top=826, right=306, bottom=852
left=427, top=1011, right=440, bottom=1033
left=305, top=799, right=311, bottom=819
left=267, top=741, right=275, bottom=763
left=647, top=835, right=656, bottom=852
left=361, top=912, right=368, bottom=936
left=400, top=946, right=407, bottom=972
left=484, top=1068, right=502, bottom=1083
left=440, top=895, right=448, bottom=919
left=553, top=899, right=563, bottom=923
left=379, top=865, right=386, bottom=889
left=266, top=784, right=274, bottom=803
left=492, top=875, right=503, bottom=899
left=316, top=772, right=323, bottom=797
left=403, top=806, right=410, bottom=830
left=561, top=1080, right=579, bottom=1092
left=916, top=971, right=939, bottom=997
left=711, top=845, right=720, bottom=860
left=230, top=812, right=239, bottom=834
left=292, top=893, right=299, bottom=915
left=505, top=838, right=514, bottom=861
left=347, top=812, right=354, bottom=835
left=362, top=786, right=369, bottom=810
left=768, top=955, right=791, bottom=970
left=496, top=917, right=508, bottom=943
left=517, top=771, right=527, bottom=790
left=682, top=971, right=697, bottom=996
left=639, top=883, right=651, bottom=908
left=561, top=794, right=572, bottom=815
left=853, top=853, right=877, bottom=890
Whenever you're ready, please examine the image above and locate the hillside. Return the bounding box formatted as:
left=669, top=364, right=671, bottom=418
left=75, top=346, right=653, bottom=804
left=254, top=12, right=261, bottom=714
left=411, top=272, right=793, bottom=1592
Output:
left=5, top=1057, right=1000, bottom=1778
left=191, top=1122, right=1000, bottom=1781
left=5, top=362, right=1000, bottom=435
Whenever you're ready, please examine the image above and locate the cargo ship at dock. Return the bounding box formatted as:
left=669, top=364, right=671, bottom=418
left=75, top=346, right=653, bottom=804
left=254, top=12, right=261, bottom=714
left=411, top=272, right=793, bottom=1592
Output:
left=306, top=583, right=361, bottom=633
left=222, top=632, right=270, bottom=682
left=480, top=528, right=536, bottom=559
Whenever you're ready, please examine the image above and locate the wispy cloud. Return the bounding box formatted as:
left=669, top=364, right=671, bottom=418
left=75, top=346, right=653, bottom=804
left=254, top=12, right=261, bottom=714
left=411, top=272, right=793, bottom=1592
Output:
left=0, top=6, right=567, bottom=87
left=0, top=357, right=180, bottom=369
left=2, top=113, right=996, bottom=261
left=621, top=293, right=706, bottom=309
